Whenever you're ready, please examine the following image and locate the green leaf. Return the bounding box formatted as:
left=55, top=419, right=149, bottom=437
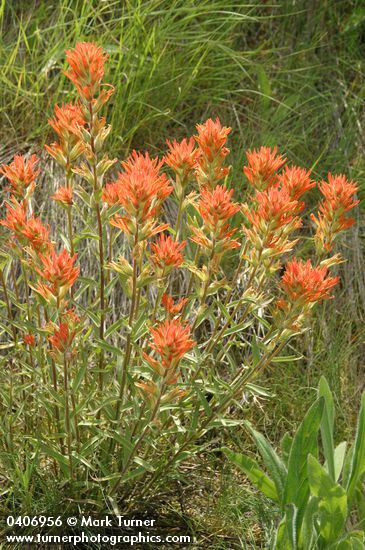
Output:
left=285, top=503, right=298, bottom=550
left=346, top=392, right=365, bottom=507
left=333, top=441, right=347, bottom=482
left=298, top=496, right=319, bottom=550
left=307, top=454, right=347, bottom=544
left=283, top=398, right=323, bottom=522
left=245, top=421, right=287, bottom=504
left=222, top=448, right=279, bottom=502
left=333, top=531, right=365, bottom=550
left=281, top=433, right=293, bottom=466
left=318, top=376, right=335, bottom=481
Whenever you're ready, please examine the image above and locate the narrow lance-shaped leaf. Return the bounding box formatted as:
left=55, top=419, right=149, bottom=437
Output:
left=222, top=447, right=279, bottom=502
left=245, top=421, right=287, bottom=505
left=283, top=398, right=324, bottom=524
left=318, top=375, right=336, bottom=481
left=307, top=454, right=347, bottom=544
left=346, top=392, right=365, bottom=506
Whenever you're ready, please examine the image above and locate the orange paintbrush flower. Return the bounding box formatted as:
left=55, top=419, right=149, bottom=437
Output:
left=20, top=217, right=51, bottom=253
left=109, top=150, right=172, bottom=238
left=1, top=200, right=50, bottom=252
left=150, top=319, right=195, bottom=369
left=64, top=42, right=108, bottom=101
left=48, top=321, right=78, bottom=361
left=195, top=117, right=231, bottom=162
left=281, top=258, right=339, bottom=305
left=150, top=234, right=186, bottom=271
left=0, top=200, right=27, bottom=235
left=48, top=102, right=85, bottom=141
left=102, top=181, right=121, bottom=206
left=311, top=173, right=359, bottom=252
left=190, top=185, right=240, bottom=258
left=162, top=293, right=188, bottom=317
left=199, top=185, right=240, bottom=229
left=0, top=154, right=40, bottom=199
left=52, top=186, right=73, bottom=206
left=35, top=248, right=79, bottom=301
left=23, top=334, right=36, bottom=347
left=244, top=146, right=286, bottom=190
left=278, top=165, right=316, bottom=200
left=245, top=186, right=303, bottom=231
left=194, top=117, right=231, bottom=188
left=165, top=137, right=198, bottom=183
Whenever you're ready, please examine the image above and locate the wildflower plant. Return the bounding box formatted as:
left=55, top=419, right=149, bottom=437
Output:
left=0, top=42, right=359, bottom=510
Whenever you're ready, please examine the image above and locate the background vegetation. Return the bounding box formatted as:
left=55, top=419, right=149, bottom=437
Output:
left=0, top=1, right=364, bottom=547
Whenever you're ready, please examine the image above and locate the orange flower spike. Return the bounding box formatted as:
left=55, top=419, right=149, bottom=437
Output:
left=48, top=322, right=78, bottom=362
left=246, top=186, right=303, bottom=231
left=0, top=154, right=40, bottom=199
left=281, top=258, right=339, bottom=305
left=195, top=118, right=231, bottom=162
left=191, top=185, right=240, bottom=256
left=244, top=146, right=286, bottom=190
left=278, top=165, right=316, bottom=200
left=52, top=187, right=73, bottom=207
left=194, top=117, right=231, bottom=188
left=110, top=150, right=172, bottom=238
left=20, top=217, right=51, bottom=253
left=64, top=42, right=108, bottom=101
left=0, top=200, right=27, bottom=236
left=150, top=234, right=186, bottom=272
left=36, top=248, right=79, bottom=299
left=150, top=319, right=195, bottom=369
left=311, top=173, right=359, bottom=252
left=24, top=334, right=36, bottom=347
left=162, top=294, right=188, bottom=317
left=165, top=137, right=198, bottom=183
left=48, top=102, right=85, bottom=141
left=102, top=181, right=121, bottom=206
left=199, top=185, right=240, bottom=230
left=1, top=200, right=51, bottom=253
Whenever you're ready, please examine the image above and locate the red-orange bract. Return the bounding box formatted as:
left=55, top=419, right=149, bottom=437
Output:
left=0, top=154, right=40, bottom=199
left=150, top=319, right=195, bottom=369
left=278, top=165, right=316, bottom=200
left=49, top=322, right=77, bottom=354
left=52, top=187, right=73, bottom=206
left=311, top=173, right=359, bottom=251
left=246, top=186, right=303, bottom=230
left=194, top=117, right=231, bottom=187
left=244, top=146, right=286, bottom=190
left=150, top=234, right=186, bottom=270
left=281, top=258, right=340, bottom=305
left=48, top=102, right=85, bottom=141
left=64, top=42, right=107, bottom=101
left=35, top=249, right=79, bottom=299
left=1, top=200, right=51, bottom=253
left=162, top=294, right=188, bottom=316
left=108, top=151, right=172, bottom=232
left=165, top=137, right=198, bottom=181
left=23, top=334, right=35, bottom=347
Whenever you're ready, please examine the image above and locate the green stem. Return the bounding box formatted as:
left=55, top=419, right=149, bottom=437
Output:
left=63, top=355, right=73, bottom=481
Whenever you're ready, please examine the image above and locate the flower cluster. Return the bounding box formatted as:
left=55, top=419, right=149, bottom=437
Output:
left=33, top=249, right=79, bottom=305
left=165, top=137, right=198, bottom=194
left=311, top=173, right=359, bottom=253
left=242, top=152, right=316, bottom=270
left=190, top=185, right=240, bottom=267
left=107, top=151, right=172, bottom=240
left=194, top=118, right=231, bottom=188
left=244, top=146, right=286, bottom=191
left=0, top=154, right=40, bottom=200
left=150, top=234, right=186, bottom=275
left=45, top=102, right=85, bottom=173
